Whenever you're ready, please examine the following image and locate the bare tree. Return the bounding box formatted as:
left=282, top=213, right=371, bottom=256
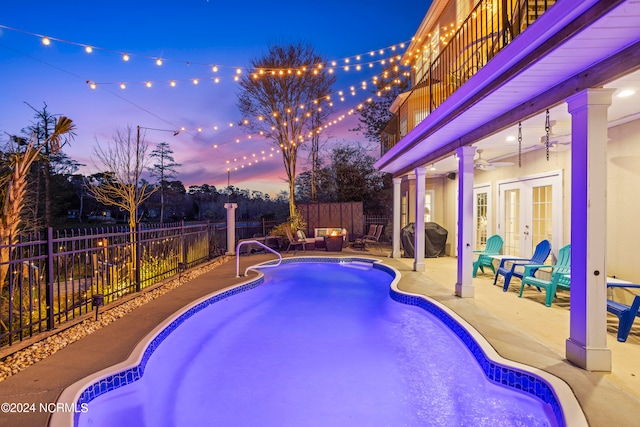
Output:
left=86, top=126, right=155, bottom=230
left=149, top=141, right=181, bottom=223
left=237, top=43, right=336, bottom=217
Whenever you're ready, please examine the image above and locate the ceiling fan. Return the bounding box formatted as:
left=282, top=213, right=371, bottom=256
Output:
left=539, top=121, right=571, bottom=152
left=475, top=149, right=514, bottom=170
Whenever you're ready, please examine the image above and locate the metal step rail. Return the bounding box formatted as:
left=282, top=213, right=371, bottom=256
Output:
left=235, top=240, right=282, bottom=277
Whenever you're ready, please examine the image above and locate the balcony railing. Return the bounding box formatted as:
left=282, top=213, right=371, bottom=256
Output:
left=381, top=0, right=555, bottom=155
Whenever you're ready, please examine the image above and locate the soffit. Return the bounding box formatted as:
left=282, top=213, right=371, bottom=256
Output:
left=377, top=0, right=640, bottom=176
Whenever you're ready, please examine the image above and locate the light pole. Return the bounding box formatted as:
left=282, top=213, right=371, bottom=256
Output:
left=137, top=125, right=180, bottom=222
left=133, top=125, right=180, bottom=290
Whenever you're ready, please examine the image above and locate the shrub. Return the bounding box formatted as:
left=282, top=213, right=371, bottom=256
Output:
left=269, top=208, right=306, bottom=239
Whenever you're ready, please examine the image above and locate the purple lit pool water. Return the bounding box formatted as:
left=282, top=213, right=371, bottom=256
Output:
left=78, top=261, right=556, bottom=426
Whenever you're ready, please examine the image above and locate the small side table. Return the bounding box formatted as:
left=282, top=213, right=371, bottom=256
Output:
left=324, top=235, right=343, bottom=252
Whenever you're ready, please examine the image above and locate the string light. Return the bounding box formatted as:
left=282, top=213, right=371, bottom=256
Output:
left=11, top=23, right=408, bottom=177
left=0, top=24, right=409, bottom=76
left=129, top=65, right=406, bottom=136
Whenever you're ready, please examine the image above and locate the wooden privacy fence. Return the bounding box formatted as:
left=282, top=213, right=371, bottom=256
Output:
left=297, top=202, right=364, bottom=240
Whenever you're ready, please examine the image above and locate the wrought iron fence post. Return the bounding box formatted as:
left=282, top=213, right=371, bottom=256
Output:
left=135, top=223, right=141, bottom=292
left=206, top=219, right=212, bottom=260
left=180, top=220, right=186, bottom=267
left=46, top=227, right=55, bottom=330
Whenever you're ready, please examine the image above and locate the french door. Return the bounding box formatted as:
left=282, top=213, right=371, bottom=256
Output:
left=473, top=184, right=492, bottom=250
left=497, top=172, right=563, bottom=258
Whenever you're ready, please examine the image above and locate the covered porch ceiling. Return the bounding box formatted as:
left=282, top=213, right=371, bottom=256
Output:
left=375, top=0, right=640, bottom=177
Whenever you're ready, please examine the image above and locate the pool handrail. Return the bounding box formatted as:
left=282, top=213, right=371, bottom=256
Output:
left=236, top=240, right=282, bottom=277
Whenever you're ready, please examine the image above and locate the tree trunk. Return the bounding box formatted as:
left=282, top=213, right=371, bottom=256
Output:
left=160, top=186, right=165, bottom=223
left=289, top=178, right=296, bottom=218
left=43, top=160, right=51, bottom=228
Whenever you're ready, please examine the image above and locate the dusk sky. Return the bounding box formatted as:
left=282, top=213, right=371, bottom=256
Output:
left=1, top=0, right=431, bottom=196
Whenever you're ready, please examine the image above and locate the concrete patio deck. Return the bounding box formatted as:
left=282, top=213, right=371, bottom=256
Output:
left=0, top=246, right=639, bottom=426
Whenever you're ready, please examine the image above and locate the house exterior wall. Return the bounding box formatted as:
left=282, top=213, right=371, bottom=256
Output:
left=423, top=116, right=640, bottom=283
left=607, top=118, right=640, bottom=282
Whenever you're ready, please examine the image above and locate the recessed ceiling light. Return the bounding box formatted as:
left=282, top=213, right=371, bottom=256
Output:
left=505, top=135, right=516, bottom=142
left=617, top=89, right=636, bottom=98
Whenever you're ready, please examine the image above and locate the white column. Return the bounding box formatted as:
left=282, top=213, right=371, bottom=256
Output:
left=224, top=203, right=238, bottom=255
left=414, top=167, right=427, bottom=272
left=455, top=146, right=476, bottom=298
left=392, top=177, right=402, bottom=258
left=565, top=88, right=614, bottom=371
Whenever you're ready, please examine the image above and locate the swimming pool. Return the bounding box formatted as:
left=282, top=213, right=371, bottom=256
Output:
left=55, top=257, right=585, bottom=426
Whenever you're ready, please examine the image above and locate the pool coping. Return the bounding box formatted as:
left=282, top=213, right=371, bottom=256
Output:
left=51, top=256, right=587, bottom=427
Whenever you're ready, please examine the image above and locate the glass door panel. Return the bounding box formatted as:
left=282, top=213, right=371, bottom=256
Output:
left=504, top=189, right=521, bottom=256
left=499, top=174, right=561, bottom=259
left=475, top=192, right=488, bottom=250
left=473, top=185, right=492, bottom=251
left=532, top=185, right=553, bottom=263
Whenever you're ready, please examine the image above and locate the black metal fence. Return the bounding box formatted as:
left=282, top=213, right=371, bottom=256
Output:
left=0, top=221, right=247, bottom=349
left=0, top=216, right=369, bottom=350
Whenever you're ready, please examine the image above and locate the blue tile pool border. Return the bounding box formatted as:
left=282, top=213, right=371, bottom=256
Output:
left=73, top=256, right=565, bottom=426
left=387, top=287, right=564, bottom=427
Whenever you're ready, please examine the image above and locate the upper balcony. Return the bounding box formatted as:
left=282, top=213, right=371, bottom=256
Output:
left=381, top=0, right=556, bottom=155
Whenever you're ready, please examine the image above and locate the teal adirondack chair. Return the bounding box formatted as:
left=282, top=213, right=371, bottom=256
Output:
left=518, top=244, right=571, bottom=307
left=472, top=235, right=503, bottom=277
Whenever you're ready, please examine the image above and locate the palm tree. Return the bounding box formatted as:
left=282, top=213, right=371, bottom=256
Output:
left=0, top=116, right=76, bottom=291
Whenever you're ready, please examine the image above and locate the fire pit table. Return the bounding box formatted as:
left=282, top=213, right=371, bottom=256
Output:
left=324, top=235, right=343, bottom=252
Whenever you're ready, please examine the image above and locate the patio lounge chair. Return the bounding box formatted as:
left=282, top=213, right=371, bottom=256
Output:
left=284, top=226, right=304, bottom=253
left=518, top=244, right=571, bottom=307
left=354, top=224, right=383, bottom=251
left=607, top=283, right=640, bottom=342
left=472, top=234, right=503, bottom=277
left=493, top=239, right=552, bottom=291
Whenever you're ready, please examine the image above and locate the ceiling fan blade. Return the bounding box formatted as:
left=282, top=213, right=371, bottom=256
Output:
left=475, top=163, right=496, bottom=171
left=490, top=161, right=514, bottom=167
left=548, top=144, right=570, bottom=152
